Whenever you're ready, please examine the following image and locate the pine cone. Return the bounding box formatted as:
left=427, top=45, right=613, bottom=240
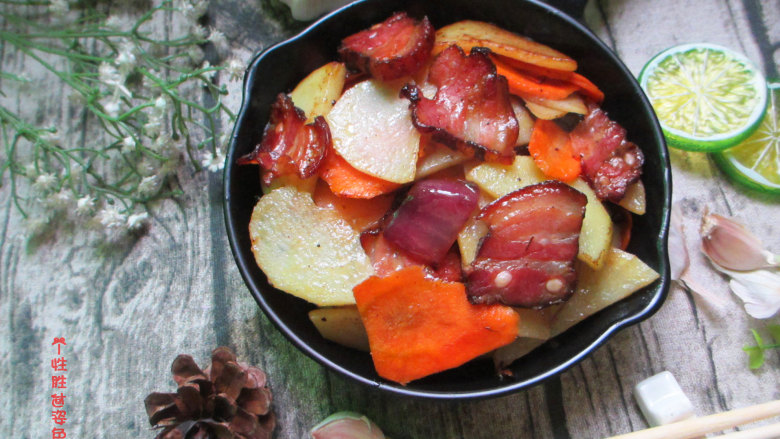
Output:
left=144, top=347, right=275, bottom=439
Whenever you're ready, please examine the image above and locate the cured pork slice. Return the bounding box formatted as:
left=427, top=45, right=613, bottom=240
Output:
left=467, top=181, right=586, bottom=308
left=339, top=12, right=434, bottom=81
left=238, top=93, right=329, bottom=185
left=402, top=45, right=519, bottom=163
left=570, top=103, right=644, bottom=202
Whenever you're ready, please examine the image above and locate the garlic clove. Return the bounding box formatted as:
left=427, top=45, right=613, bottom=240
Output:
left=720, top=268, right=780, bottom=319
left=700, top=213, right=778, bottom=271
left=310, top=411, right=386, bottom=439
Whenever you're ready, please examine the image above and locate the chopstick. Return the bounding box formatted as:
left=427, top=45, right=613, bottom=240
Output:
left=719, top=422, right=780, bottom=439
left=606, top=399, right=780, bottom=439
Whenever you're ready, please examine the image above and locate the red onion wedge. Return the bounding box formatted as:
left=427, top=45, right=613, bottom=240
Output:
left=383, top=179, right=479, bottom=266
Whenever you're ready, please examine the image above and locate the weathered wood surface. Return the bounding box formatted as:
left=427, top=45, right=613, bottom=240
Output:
left=1, top=0, right=778, bottom=438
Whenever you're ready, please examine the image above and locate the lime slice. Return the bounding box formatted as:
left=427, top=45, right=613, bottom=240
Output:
left=712, top=82, right=780, bottom=194
left=639, top=43, right=767, bottom=151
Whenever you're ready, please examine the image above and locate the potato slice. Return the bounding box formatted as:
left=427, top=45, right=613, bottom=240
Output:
left=249, top=186, right=374, bottom=306
left=415, top=142, right=468, bottom=179
left=511, top=97, right=535, bottom=146
left=570, top=179, right=612, bottom=270
left=326, top=79, right=420, bottom=184
left=289, top=61, right=347, bottom=121
left=457, top=217, right=489, bottom=266
left=434, top=21, right=577, bottom=72
left=523, top=93, right=588, bottom=116
left=619, top=180, right=646, bottom=215
left=551, top=247, right=660, bottom=337
left=493, top=338, right=547, bottom=370
left=309, top=306, right=369, bottom=352
left=466, top=155, right=545, bottom=198
left=523, top=100, right=567, bottom=120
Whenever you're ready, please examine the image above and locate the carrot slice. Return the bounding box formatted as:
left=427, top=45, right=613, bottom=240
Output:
left=492, top=55, right=579, bottom=101
left=528, top=119, right=581, bottom=183
left=491, top=54, right=604, bottom=103
left=312, top=180, right=394, bottom=232
left=353, top=266, right=519, bottom=385
left=319, top=147, right=400, bottom=199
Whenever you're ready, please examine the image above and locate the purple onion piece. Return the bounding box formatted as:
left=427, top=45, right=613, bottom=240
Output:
left=383, top=179, right=479, bottom=265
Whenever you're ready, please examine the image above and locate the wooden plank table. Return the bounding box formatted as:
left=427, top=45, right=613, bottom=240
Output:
left=1, top=0, right=778, bottom=438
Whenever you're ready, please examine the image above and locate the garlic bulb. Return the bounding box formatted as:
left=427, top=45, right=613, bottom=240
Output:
left=310, top=412, right=386, bottom=439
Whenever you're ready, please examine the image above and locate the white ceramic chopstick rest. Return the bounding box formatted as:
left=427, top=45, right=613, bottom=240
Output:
left=634, top=371, right=695, bottom=427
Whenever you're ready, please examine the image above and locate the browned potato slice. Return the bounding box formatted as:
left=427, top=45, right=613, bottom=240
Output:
left=619, top=180, right=646, bottom=215
left=326, top=79, right=420, bottom=184
left=309, top=306, right=369, bottom=352
left=290, top=61, right=347, bottom=121
left=570, top=179, right=612, bottom=270
left=551, top=247, right=659, bottom=337
left=249, top=186, right=374, bottom=306
left=434, top=21, right=577, bottom=72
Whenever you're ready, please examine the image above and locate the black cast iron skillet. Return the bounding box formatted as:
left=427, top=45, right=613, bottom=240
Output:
left=224, top=0, right=672, bottom=400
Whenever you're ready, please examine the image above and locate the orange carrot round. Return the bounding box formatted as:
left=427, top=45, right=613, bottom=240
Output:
left=319, top=147, right=400, bottom=199
left=353, top=265, right=519, bottom=385
left=528, top=119, right=581, bottom=182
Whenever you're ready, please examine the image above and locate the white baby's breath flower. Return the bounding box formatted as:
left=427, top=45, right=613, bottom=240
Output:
left=208, top=27, right=229, bottom=54
left=178, top=0, right=209, bottom=22
left=126, top=212, right=149, bottom=230
left=190, top=23, right=209, bottom=40
left=144, top=113, right=165, bottom=138
left=98, top=62, right=131, bottom=98
left=187, top=45, right=205, bottom=65
left=121, top=136, right=136, bottom=153
left=224, top=58, right=245, bottom=82
left=150, top=134, right=175, bottom=155
left=24, top=164, right=38, bottom=179
left=40, top=129, right=61, bottom=146
left=101, top=95, right=122, bottom=119
left=200, top=60, right=218, bottom=81
left=137, top=175, right=159, bottom=197
left=47, top=190, right=73, bottom=210
left=115, top=42, right=137, bottom=77
left=201, top=150, right=226, bottom=172
left=75, top=196, right=96, bottom=216
left=98, top=207, right=126, bottom=229
left=32, top=173, right=57, bottom=193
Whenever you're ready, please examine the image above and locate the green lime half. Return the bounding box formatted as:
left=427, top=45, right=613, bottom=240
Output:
left=712, top=82, right=780, bottom=194
left=639, top=43, right=767, bottom=152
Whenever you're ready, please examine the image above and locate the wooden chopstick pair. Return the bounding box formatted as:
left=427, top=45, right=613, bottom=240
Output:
left=606, top=399, right=780, bottom=439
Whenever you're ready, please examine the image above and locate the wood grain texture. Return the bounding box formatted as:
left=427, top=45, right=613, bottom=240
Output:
left=1, top=0, right=778, bottom=438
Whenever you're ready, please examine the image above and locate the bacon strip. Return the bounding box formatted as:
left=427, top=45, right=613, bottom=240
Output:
left=238, top=93, right=330, bottom=185
left=361, top=229, right=462, bottom=283
left=339, top=12, right=434, bottom=81
left=402, top=45, right=519, bottom=163
left=466, top=181, right=586, bottom=308
left=570, top=103, right=644, bottom=202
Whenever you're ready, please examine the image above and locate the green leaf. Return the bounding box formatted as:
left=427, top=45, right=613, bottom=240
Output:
left=768, top=325, right=780, bottom=345
left=750, top=329, right=765, bottom=347
left=744, top=346, right=765, bottom=369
